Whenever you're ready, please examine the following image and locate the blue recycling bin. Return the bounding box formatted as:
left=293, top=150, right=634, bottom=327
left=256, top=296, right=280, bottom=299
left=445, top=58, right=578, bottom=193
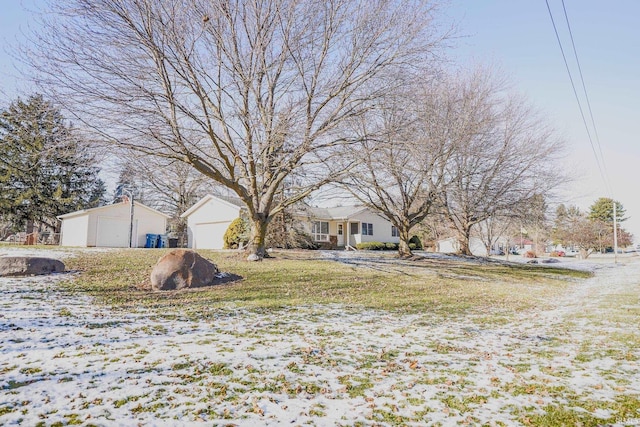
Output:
left=158, top=235, right=169, bottom=248
left=145, top=233, right=159, bottom=248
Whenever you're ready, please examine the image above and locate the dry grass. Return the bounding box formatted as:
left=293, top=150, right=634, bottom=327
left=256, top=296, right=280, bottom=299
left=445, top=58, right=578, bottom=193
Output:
left=60, top=248, right=590, bottom=322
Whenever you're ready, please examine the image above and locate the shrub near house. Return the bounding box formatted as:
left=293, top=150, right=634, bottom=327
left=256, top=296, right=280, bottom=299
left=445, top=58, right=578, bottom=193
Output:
left=356, top=236, right=422, bottom=251
left=223, top=217, right=249, bottom=249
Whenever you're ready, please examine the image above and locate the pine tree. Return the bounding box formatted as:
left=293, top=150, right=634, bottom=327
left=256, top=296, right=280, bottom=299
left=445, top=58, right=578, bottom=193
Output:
left=0, top=94, right=106, bottom=233
left=588, top=197, right=627, bottom=224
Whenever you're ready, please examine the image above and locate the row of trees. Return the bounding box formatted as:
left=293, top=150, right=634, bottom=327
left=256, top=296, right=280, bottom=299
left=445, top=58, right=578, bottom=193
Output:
left=553, top=197, right=632, bottom=257
left=21, top=0, right=566, bottom=259
left=0, top=94, right=629, bottom=256
left=340, top=68, right=562, bottom=256
left=8, top=0, right=624, bottom=258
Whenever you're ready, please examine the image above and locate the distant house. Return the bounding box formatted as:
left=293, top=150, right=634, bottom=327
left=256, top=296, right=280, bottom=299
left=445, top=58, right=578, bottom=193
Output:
left=437, top=236, right=534, bottom=256
left=57, top=201, right=170, bottom=248
left=181, top=194, right=400, bottom=250
left=437, top=237, right=487, bottom=256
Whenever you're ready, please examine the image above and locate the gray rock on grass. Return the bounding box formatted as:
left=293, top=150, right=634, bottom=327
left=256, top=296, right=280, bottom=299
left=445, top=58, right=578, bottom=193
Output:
left=0, top=257, right=66, bottom=277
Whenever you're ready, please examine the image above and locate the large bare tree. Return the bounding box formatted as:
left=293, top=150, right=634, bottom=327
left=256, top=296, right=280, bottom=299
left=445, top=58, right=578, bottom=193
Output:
left=27, top=0, right=448, bottom=258
left=341, top=76, right=469, bottom=257
left=440, top=69, right=565, bottom=255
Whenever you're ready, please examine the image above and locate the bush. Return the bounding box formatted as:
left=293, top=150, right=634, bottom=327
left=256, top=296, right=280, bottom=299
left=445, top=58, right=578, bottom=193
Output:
left=223, top=217, right=249, bottom=249
left=289, top=228, right=318, bottom=250
left=522, top=250, right=537, bottom=258
left=408, top=235, right=423, bottom=250
left=356, top=241, right=400, bottom=251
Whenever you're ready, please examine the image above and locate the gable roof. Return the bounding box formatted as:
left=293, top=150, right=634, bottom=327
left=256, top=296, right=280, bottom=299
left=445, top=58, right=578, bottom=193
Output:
left=306, top=205, right=370, bottom=220
left=57, top=201, right=171, bottom=220
left=180, top=194, right=245, bottom=218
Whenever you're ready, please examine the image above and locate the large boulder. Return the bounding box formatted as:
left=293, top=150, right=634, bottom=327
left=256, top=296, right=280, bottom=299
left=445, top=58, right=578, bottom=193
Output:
left=150, top=249, right=219, bottom=291
left=0, top=256, right=66, bottom=277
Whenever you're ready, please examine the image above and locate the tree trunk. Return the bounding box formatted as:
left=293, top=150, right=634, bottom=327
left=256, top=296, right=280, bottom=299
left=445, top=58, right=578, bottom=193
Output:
left=247, top=216, right=269, bottom=260
left=398, top=239, right=412, bottom=258
left=458, top=229, right=473, bottom=256
left=397, top=227, right=413, bottom=258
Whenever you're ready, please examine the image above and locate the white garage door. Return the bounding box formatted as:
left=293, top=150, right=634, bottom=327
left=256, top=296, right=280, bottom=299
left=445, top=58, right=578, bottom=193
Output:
left=96, top=216, right=130, bottom=248
left=195, top=221, right=231, bottom=249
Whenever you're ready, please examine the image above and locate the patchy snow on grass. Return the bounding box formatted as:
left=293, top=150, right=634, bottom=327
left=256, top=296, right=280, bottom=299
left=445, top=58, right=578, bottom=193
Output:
left=1, top=250, right=639, bottom=425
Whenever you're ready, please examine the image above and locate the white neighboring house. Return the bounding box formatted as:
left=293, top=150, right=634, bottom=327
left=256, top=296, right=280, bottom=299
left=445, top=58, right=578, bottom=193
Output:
left=181, top=194, right=400, bottom=250
left=181, top=194, right=245, bottom=249
left=437, top=236, right=517, bottom=256
left=437, top=237, right=489, bottom=256
left=57, top=201, right=170, bottom=248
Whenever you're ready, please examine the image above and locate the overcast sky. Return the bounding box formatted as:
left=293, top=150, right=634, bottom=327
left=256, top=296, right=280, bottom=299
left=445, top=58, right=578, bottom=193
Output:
left=1, top=0, right=638, bottom=240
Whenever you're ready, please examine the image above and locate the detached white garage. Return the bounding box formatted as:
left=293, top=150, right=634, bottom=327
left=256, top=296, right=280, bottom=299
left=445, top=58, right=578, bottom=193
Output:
left=57, top=201, right=170, bottom=248
left=181, top=194, right=244, bottom=249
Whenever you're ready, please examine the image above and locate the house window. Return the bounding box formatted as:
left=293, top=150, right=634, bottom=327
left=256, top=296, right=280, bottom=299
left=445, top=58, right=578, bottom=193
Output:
left=312, top=221, right=329, bottom=241
left=362, top=222, right=373, bottom=236
left=337, top=224, right=343, bottom=235
left=350, top=222, right=359, bottom=235
left=391, top=226, right=399, bottom=237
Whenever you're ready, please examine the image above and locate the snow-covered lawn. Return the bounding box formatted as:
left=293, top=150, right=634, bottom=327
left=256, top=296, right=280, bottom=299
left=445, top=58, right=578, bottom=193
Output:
left=1, top=249, right=639, bottom=426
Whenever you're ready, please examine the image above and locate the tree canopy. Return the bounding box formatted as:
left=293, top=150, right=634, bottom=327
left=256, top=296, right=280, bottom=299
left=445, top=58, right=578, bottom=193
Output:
left=0, top=94, right=106, bottom=233
left=29, top=0, right=450, bottom=258
left=588, top=197, right=627, bottom=224
left=553, top=199, right=633, bottom=257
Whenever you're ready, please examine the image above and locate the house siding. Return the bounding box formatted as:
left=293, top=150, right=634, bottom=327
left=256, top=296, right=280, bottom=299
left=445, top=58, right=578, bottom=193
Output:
left=350, top=211, right=400, bottom=245
left=304, top=210, right=399, bottom=247
left=437, top=237, right=487, bottom=256
left=184, top=197, right=242, bottom=249
left=59, top=215, right=89, bottom=247
left=59, top=202, right=168, bottom=248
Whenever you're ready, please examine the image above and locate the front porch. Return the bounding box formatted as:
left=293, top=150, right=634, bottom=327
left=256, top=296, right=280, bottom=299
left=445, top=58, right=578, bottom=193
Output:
left=312, top=220, right=362, bottom=250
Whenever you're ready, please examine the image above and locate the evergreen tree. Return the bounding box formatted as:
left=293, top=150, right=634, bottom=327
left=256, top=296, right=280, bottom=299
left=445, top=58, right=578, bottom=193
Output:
left=588, top=197, right=627, bottom=224
left=0, top=94, right=106, bottom=233
left=113, top=162, right=145, bottom=204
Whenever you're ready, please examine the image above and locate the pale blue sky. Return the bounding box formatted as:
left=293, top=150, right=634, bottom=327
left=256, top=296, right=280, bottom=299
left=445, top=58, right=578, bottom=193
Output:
left=1, top=0, right=638, bottom=239
left=446, top=0, right=640, bottom=239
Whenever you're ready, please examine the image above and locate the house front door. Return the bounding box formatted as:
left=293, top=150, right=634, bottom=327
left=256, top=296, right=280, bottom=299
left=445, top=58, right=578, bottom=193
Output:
left=337, top=224, right=344, bottom=246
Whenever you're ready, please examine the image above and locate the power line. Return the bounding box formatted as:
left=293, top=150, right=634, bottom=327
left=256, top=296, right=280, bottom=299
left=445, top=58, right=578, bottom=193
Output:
left=544, top=0, right=611, bottom=195
left=560, top=0, right=610, bottom=189
left=546, top=0, right=619, bottom=261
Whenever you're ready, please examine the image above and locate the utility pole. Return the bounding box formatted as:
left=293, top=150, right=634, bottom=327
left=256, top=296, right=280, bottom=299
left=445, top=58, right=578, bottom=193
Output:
left=613, top=200, right=618, bottom=264
left=118, top=185, right=135, bottom=248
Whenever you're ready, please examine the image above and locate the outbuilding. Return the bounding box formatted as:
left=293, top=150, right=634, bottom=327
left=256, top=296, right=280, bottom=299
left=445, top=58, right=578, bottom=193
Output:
left=181, top=194, right=245, bottom=249
left=57, top=201, right=170, bottom=248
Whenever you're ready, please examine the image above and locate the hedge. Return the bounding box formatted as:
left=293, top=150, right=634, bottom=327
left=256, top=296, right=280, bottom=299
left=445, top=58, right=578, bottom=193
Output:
left=355, top=241, right=417, bottom=251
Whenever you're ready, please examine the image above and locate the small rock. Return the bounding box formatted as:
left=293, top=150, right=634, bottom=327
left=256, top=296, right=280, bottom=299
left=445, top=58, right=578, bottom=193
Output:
left=0, top=257, right=65, bottom=277
left=246, top=253, right=261, bottom=262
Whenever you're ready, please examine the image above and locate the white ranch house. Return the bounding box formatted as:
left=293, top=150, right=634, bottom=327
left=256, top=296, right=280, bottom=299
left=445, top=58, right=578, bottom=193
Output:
left=181, top=194, right=400, bottom=250
left=57, top=201, right=170, bottom=248
left=302, top=205, right=400, bottom=249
